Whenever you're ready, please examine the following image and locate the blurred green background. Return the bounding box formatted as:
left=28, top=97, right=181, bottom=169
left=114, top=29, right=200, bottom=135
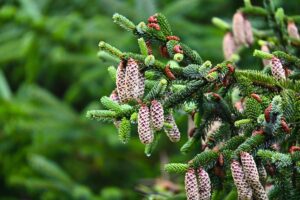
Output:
left=0, top=0, right=299, bottom=199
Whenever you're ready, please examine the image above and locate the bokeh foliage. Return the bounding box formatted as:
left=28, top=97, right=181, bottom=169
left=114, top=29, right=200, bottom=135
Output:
left=0, top=0, right=300, bottom=199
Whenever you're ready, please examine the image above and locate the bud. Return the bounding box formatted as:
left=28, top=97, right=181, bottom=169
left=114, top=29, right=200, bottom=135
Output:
left=150, top=100, right=164, bottom=131
left=164, top=114, right=181, bottom=142
left=197, top=168, right=211, bottom=200
left=287, top=20, right=300, bottom=39
left=261, top=44, right=271, bottom=67
left=116, top=60, right=127, bottom=102
left=223, top=32, right=236, bottom=60
left=232, top=12, right=246, bottom=45
left=231, top=160, right=253, bottom=200
left=185, top=168, right=200, bottom=200
left=110, top=89, right=120, bottom=103
left=240, top=152, right=268, bottom=200
left=264, top=104, right=272, bottom=123
left=174, top=53, right=184, bottom=62
left=125, top=58, right=139, bottom=100
left=136, top=22, right=147, bottom=34
left=137, top=71, right=145, bottom=98
left=244, top=18, right=254, bottom=45
left=138, top=105, right=154, bottom=144
left=271, top=57, right=286, bottom=80
left=144, top=55, right=155, bottom=66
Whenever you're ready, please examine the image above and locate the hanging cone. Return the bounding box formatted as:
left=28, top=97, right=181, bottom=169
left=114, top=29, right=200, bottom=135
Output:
left=116, top=60, right=127, bottom=102
left=125, top=58, right=139, bottom=100
left=185, top=168, right=200, bottom=200
left=271, top=57, right=286, bottom=80
left=197, top=168, right=211, bottom=200
left=223, top=32, right=236, bottom=60
left=138, top=105, right=154, bottom=144
left=150, top=100, right=164, bottom=131
left=233, top=12, right=247, bottom=45
left=164, top=113, right=181, bottom=142
left=240, top=152, right=268, bottom=200
left=244, top=18, right=254, bottom=45
left=287, top=20, right=300, bottom=39
left=231, top=160, right=253, bottom=200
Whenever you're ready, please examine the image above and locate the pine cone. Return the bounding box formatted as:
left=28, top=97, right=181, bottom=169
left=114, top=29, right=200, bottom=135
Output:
left=138, top=105, right=154, bottom=144
left=137, top=70, right=145, bottom=98
left=197, top=168, right=211, bottom=200
left=244, top=18, right=254, bottom=45
left=233, top=12, right=246, bottom=45
left=164, top=114, right=181, bottom=142
left=231, top=160, right=253, bottom=200
left=261, top=44, right=271, bottom=67
left=223, top=32, right=236, bottom=60
left=116, top=60, right=127, bottom=102
left=185, top=168, right=200, bottom=200
left=287, top=21, right=300, bottom=39
left=150, top=100, right=164, bottom=131
left=240, top=152, right=268, bottom=200
left=271, top=57, right=286, bottom=80
left=257, top=163, right=267, bottom=185
left=125, top=58, right=139, bottom=100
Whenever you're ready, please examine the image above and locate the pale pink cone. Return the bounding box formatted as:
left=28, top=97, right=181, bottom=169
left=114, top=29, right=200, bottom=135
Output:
left=240, top=152, right=268, bottom=200
left=288, top=21, right=300, bottom=39
left=271, top=57, right=286, bottom=80
left=125, top=58, right=139, bottom=100
left=231, top=160, right=253, bottom=200
left=244, top=18, right=254, bottom=45
left=185, top=168, right=200, bottom=200
left=197, top=168, right=211, bottom=200
left=233, top=12, right=247, bottom=45
left=164, top=114, right=180, bottom=142
left=116, top=60, right=127, bottom=102
left=138, top=105, right=153, bottom=144
left=223, top=32, right=236, bottom=60
left=150, top=100, right=164, bottom=131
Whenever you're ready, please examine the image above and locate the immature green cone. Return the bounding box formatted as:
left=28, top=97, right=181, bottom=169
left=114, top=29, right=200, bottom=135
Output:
left=185, top=168, right=200, bottom=200
left=233, top=12, right=246, bottom=45
left=118, top=117, right=131, bottom=144
left=137, top=70, right=145, bottom=98
left=223, top=32, right=236, bottom=60
left=164, top=114, right=181, bottom=142
left=116, top=60, right=127, bottom=102
left=240, top=152, right=268, bottom=200
left=287, top=20, right=300, bottom=39
left=125, top=58, right=139, bottom=100
left=271, top=57, right=286, bottom=80
left=231, top=160, right=253, bottom=200
left=150, top=100, right=164, bottom=131
left=138, top=105, right=153, bottom=144
left=244, top=18, right=254, bottom=45
left=197, top=168, right=211, bottom=200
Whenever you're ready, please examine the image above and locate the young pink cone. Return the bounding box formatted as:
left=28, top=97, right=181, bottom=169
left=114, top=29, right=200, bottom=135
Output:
left=125, top=58, right=139, bottom=100
left=185, top=168, right=200, bottom=200
left=137, top=70, right=145, bottom=98
left=197, top=168, right=211, bottom=200
left=150, top=100, right=164, bottom=131
left=116, top=60, right=127, bottom=102
left=244, top=18, right=254, bottom=45
left=261, top=44, right=271, bottom=67
left=164, top=114, right=181, bottom=142
left=287, top=21, right=300, bottom=39
left=231, top=160, right=253, bottom=200
left=271, top=57, right=286, bottom=80
left=138, top=105, right=154, bottom=144
left=223, top=32, right=236, bottom=60
left=233, top=12, right=247, bottom=45
left=240, top=152, right=268, bottom=200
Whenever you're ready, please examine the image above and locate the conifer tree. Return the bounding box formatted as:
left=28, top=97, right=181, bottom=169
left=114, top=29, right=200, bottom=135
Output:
left=87, top=0, right=300, bottom=199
